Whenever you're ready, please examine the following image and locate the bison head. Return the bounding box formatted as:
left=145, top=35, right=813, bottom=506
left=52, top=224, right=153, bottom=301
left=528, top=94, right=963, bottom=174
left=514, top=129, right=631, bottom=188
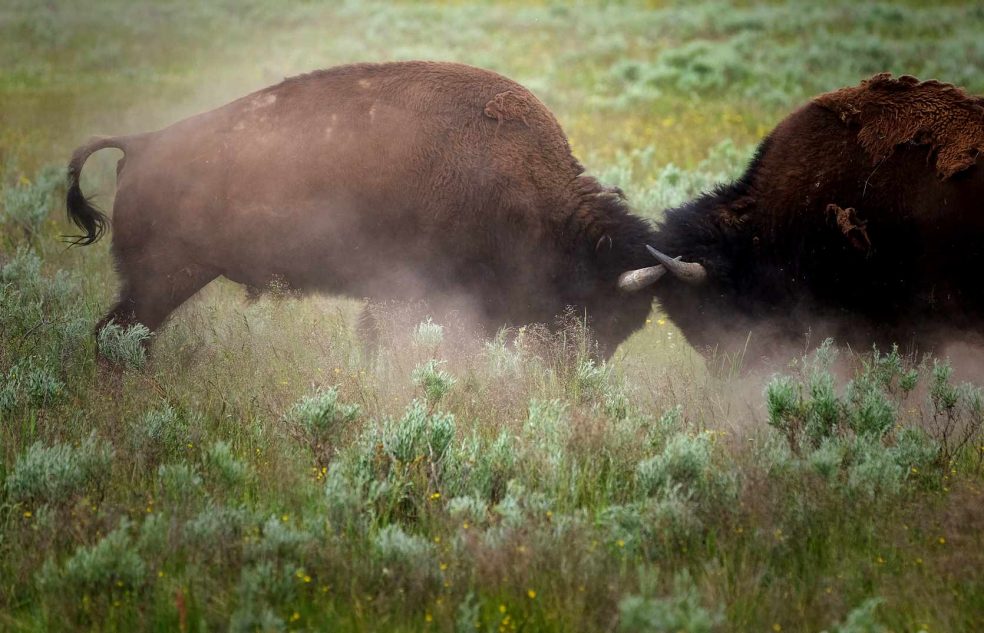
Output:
left=611, top=192, right=784, bottom=358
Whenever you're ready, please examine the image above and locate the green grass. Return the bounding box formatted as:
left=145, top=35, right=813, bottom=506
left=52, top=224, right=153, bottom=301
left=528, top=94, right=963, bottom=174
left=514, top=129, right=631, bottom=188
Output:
left=2, top=1, right=984, bottom=631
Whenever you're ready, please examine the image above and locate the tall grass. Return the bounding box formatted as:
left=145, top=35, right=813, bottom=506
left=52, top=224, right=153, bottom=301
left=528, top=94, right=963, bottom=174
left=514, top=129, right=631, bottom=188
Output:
left=2, top=1, right=984, bottom=631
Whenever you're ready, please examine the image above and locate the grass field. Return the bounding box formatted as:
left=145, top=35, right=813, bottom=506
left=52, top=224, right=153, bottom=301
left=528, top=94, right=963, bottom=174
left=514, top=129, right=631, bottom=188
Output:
left=2, top=1, right=984, bottom=631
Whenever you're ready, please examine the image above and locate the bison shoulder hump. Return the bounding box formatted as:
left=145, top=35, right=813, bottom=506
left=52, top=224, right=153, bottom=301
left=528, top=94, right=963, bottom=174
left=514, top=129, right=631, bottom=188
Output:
left=812, top=72, right=984, bottom=179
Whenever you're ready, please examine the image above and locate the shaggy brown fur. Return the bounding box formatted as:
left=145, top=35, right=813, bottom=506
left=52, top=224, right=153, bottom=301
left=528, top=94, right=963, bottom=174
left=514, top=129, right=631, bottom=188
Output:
left=814, top=73, right=984, bottom=179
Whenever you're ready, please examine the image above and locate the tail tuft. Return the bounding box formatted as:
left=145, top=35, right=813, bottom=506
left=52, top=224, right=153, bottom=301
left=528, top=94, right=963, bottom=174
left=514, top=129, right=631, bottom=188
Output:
left=64, top=136, right=125, bottom=246
left=65, top=177, right=108, bottom=246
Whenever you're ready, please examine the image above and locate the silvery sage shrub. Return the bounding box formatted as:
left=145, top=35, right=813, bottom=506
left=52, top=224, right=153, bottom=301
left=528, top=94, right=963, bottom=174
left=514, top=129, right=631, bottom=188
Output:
left=373, top=524, right=439, bottom=591
left=285, top=386, right=360, bottom=466
left=1, top=165, right=61, bottom=238
left=412, top=317, right=445, bottom=349
left=37, top=519, right=146, bottom=595
left=0, top=246, right=89, bottom=367
left=0, top=355, right=64, bottom=414
left=128, top=402, right=190, bottom=467
left=484, top=329, right=522, bottom=377
left=448, top=494, right=489, bottom=527
left=204, top=440, right=250, bottom=491
left=765, top=342, right=920, bottom=449
left=618, top=572, right=722, bottom=633
left=230, top=560, right=297, bottom=633
left=823, top=597, right=887, bottom=633
left=156, top=461, right=203, bottom=504
left=97, top=320, right=151, bottom=369
left=383, top=398, right=455, bottom=467
left=412, top=359, right=456, bottom=405
left=928, top=360, right=984, bottom=463
left=636, top=432, right=735, bottom=509
left=6, top=434, right=113, bottom=506
left=452, top=429, right=516, bottom=502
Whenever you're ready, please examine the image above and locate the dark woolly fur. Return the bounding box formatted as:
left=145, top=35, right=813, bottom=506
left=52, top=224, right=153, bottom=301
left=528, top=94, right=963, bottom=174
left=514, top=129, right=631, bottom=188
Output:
left=656, top=134, right=774, bottom=285
left=569, top=179, right=661, bottom=277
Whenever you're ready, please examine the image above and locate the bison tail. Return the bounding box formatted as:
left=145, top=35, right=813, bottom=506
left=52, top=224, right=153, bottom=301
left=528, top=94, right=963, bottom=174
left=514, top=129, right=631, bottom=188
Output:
left=65, top=135, right=134, bottom=246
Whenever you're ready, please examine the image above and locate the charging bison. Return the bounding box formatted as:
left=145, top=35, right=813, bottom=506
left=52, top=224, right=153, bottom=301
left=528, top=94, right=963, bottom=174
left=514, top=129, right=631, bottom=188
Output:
left=67, top=64, right=984, bottom=359
left=67, top=61, right=664, bottom=356
left=651, top=73, right=984, bottom=356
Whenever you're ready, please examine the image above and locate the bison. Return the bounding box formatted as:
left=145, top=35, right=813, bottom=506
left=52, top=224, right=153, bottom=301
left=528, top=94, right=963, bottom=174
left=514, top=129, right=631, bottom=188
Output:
left=67, top=65, right=984, bottom=361
left=67, top=61, right=668, bottom=356
left=650, top=73, right=984, bottom=358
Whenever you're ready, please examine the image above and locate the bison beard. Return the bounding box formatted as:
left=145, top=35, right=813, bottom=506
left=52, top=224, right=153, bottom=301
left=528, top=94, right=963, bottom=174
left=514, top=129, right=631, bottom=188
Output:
left=66, top=61, right=669, bottom=358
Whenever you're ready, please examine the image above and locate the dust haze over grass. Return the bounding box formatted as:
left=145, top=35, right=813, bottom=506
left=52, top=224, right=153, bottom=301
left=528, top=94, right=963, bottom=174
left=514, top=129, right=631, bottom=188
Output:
left=2, top=1, right=984, bottom=631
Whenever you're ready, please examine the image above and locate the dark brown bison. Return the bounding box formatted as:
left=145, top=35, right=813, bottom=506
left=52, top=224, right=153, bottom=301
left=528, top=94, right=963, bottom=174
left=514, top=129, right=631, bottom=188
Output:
left=649, top=73, right=984, bottom=358
left=67, top=61, right=667, bottom=356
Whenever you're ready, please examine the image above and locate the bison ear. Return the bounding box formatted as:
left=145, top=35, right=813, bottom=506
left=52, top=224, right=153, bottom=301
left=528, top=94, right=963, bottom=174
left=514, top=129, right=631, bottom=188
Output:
left=595, top=234, right=613, bottom=252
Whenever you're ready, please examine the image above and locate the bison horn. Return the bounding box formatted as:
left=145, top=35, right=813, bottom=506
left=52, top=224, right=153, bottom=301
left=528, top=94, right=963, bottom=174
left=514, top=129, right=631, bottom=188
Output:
left=645, top=245, right=707, bottom=284
left=617, top=265, right=667, bottom=292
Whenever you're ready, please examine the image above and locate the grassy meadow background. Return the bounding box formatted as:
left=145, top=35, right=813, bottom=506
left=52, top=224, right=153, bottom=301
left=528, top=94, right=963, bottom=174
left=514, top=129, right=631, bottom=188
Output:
left=2, top=1, right=984, bottom=630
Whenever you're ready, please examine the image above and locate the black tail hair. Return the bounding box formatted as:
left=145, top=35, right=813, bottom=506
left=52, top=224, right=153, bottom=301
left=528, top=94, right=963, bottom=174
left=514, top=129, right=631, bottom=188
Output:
left=65, top=136, right=132, bottom=245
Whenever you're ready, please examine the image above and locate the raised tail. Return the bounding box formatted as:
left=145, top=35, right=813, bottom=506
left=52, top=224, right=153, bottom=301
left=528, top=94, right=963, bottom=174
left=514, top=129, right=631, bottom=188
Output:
left=65, top=135, right=135, bottom=245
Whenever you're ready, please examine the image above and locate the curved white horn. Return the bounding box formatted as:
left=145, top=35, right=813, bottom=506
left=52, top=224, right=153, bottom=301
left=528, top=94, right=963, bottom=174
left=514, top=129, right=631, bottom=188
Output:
left=646, top=245, right=707, bottom=284
left=617, top=265, right=666, bottom=292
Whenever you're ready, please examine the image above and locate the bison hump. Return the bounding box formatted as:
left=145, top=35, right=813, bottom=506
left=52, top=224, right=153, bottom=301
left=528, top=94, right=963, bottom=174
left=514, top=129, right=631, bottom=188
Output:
left=813, top=72, right=984, bottom=179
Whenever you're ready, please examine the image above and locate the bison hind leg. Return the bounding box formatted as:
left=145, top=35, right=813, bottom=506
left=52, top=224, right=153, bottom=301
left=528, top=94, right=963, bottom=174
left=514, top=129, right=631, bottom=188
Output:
left=96, top=261, right=219, bottom=349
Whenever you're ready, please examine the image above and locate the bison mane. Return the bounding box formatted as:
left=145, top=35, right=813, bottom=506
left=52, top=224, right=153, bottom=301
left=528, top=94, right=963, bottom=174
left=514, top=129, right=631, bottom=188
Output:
left=814, top=73, right=984, bottom=180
